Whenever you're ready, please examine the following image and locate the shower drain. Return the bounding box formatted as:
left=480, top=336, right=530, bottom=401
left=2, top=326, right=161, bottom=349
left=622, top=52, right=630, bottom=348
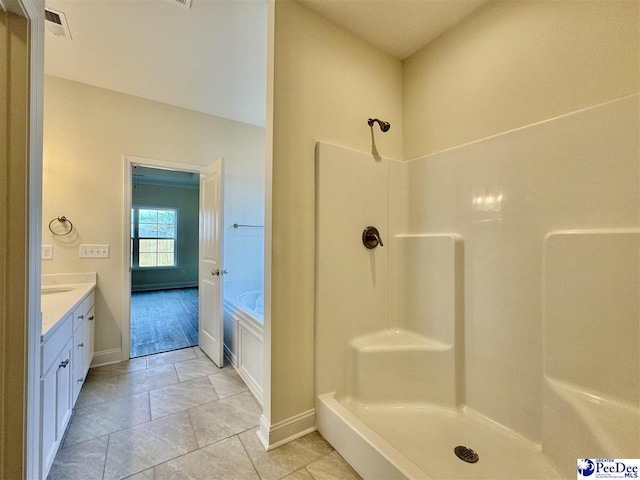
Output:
left=454, top=445, right=479, bottom=464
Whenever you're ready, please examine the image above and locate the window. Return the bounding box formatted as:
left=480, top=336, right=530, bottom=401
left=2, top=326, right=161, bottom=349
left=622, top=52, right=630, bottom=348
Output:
left=131, top=207, right=177, bottom=268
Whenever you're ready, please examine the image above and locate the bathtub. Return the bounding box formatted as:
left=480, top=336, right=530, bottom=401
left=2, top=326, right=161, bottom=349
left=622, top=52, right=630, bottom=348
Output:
left=223, top=289, right=264, bottom=405
left=237, top=290, right=264, bottom=322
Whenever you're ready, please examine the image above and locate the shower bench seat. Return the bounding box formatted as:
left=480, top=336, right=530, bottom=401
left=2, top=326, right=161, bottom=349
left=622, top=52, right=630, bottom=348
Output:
left=349, top=328, right=459, bottom=407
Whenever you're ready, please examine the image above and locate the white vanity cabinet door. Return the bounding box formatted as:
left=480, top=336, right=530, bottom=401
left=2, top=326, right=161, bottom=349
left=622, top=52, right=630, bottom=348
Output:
left=42, top=337, right=74, bottom=477
left=40, top=361, right=58, bottom=475
left=40, top=314, right=72, bottom=478
left=56, top=338, right=73, bottom=443
left=83, top=305, right=95, bottom=375
left=72, top=320, right=85, bottom=404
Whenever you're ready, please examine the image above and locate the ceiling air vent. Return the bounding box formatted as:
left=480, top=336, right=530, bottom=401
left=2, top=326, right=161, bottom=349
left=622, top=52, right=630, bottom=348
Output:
left=44, top=7, right=72, bottom=39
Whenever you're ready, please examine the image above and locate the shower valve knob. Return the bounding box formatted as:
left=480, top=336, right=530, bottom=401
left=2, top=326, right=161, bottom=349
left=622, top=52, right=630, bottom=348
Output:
left=362, top=226, right=384, bottom=249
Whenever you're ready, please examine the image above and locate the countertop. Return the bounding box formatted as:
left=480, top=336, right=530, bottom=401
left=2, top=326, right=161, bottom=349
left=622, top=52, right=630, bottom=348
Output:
left=41, top=273, right=97, bottom=341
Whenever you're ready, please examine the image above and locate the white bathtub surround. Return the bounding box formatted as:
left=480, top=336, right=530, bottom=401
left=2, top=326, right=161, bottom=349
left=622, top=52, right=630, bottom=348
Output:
left=316, top=95, right=639, bottom=479
left=542, top=230, right=639, bottom=478
left=223, top=288, right=264, bottom=406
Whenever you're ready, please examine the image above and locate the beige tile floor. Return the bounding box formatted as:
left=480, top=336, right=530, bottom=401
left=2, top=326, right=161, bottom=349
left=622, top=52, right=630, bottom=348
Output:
left=48, top=347, right=361, bottom=480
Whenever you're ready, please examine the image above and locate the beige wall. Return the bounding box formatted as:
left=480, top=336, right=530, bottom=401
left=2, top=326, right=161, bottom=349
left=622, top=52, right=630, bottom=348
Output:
left=43, top=76, right=265, bottom=354
left=270, top=0, right=403, bottom=424
left=404, top=0, right=640, bottom=159
left=0, top=10, right=29, bottom=480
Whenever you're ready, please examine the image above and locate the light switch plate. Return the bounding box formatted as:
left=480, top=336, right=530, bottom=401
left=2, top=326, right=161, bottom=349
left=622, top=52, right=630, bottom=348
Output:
left=79, top=244, right=110, bottom=258
left=42, top=245, right=53, bottom=260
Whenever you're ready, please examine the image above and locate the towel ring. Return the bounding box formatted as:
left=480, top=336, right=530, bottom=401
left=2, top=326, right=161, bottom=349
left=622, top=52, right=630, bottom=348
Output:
left=48, top=216, right=74, bottom=236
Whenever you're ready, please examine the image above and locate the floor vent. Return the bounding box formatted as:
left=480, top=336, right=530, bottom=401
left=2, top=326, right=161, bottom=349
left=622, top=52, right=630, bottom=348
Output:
left=454, top=445, right=479, bottom=464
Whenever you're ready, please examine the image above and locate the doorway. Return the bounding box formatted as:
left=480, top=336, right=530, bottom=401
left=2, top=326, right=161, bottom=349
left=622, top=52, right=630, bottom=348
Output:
left=122, top=156, right=225, bottom=367
left=129, top=165, right=200, bottom=357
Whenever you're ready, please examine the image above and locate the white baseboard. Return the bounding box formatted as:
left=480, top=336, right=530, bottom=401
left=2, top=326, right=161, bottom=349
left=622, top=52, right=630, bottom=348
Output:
left=237, top=364, right=263, bottom=407
left=224, top=344, right=237, bottom=367
left=91, top=348, right=122, bottom=367
left=131, top=281, right=198, bottom=292
left=256, top=409, right=316, bottom=451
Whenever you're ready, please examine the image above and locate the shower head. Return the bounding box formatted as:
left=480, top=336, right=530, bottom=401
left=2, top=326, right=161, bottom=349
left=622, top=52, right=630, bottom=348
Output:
left=368, top=118, right=391, bottom=132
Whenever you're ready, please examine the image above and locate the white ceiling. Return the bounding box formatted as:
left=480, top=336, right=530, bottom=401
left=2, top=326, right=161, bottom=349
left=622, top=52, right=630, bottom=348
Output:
left=44, top=0, right=269, bottom=127
left=44, top=0, right=489, bottom=127
left=296, top=0, right=491, bottom=60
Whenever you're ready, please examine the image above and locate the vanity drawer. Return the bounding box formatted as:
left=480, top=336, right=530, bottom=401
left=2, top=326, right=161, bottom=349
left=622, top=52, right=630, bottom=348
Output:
left=83, top=291, right=95, bottom=313
left=41, top=314, right=73, bottom=375
left=72, top=304, right=84, bottom=332
left=72, top=291, right=95, bottom=331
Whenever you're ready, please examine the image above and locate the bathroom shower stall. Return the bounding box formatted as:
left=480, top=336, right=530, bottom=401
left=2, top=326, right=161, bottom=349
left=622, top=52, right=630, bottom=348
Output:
left=315, top=95, right=639, bottom=479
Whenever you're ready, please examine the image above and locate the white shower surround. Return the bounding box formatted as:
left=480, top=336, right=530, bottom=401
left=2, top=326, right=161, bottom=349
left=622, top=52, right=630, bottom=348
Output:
left=315, top=95, right=639, bottom=479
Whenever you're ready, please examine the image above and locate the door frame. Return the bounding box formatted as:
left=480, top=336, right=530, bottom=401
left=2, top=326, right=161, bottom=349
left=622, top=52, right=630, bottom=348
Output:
left=5, top=0, right=45, bottom=477
left=122, top=155, right=205, bottom=361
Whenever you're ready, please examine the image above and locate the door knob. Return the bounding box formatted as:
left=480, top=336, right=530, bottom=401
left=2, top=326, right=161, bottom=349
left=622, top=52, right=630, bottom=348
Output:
left=211, top=269, right=229, bottom=276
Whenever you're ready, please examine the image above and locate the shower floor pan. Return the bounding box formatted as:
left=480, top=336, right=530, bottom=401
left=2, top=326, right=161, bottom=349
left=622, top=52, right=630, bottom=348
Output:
left=317, top=393, right=561, bottom=480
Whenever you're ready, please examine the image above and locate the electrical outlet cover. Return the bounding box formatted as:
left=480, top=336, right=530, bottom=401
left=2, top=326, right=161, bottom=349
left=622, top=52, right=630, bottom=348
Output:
left=42, top=245, right=53, bottom=260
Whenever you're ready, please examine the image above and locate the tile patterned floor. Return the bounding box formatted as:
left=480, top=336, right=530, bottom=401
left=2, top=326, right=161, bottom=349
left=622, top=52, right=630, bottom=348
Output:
left=48, top=347, right=361, bottom=480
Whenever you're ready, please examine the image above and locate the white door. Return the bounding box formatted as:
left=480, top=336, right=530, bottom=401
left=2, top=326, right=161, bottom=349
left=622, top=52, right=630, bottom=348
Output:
left=199, top=159, right=224, bottom=366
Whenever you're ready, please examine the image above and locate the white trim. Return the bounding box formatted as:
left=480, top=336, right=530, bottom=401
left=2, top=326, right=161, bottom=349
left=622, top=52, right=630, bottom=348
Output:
left=261, top=0, right=275, bottom=447
left=223, top=344, right=237, bottom=367
left=131, top=281, right=198, bottom=292
left=126, top=155, right=205, bottom=175
left=90, top=348, right=123, bottom=368
left=237, top=362, right=262, bottom=406
left=3, top=0, right=28, bottom=15
left=122, top=155, right=204, bottom=361
left=256, top=409, right=316, bottom=451
left=18, top=0, right=45, bottom=478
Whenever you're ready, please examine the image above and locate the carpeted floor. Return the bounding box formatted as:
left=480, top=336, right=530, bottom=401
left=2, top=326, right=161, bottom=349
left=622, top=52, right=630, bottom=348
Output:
left=130, top=287, right=199, bottom=358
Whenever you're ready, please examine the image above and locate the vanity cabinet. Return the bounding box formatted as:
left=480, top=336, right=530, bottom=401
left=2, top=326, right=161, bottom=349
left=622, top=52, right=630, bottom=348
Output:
left=40, top=288, right=95, bottom=477
left=40, top=314, right=73, bottom=475
left=71, top=293, right=95, bottom=402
